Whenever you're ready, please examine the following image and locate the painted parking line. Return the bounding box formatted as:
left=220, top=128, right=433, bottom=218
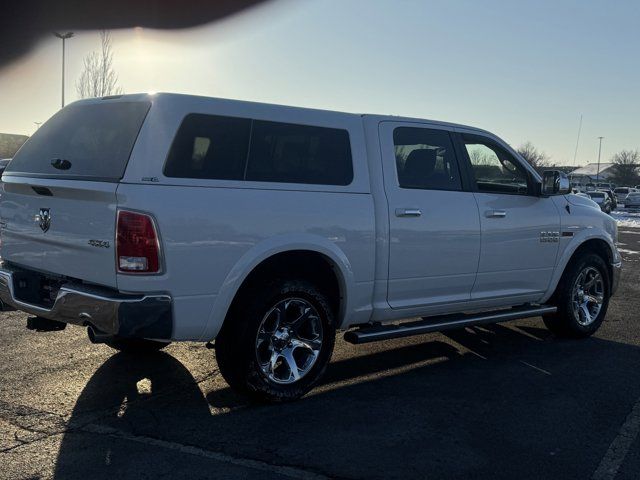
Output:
left=82, top=423, right=330, bottom=480
left=592, top=396, right=640, bottom=480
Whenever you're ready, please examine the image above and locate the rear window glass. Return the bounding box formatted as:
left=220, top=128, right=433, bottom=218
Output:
left=6, top=102, right=150, bottom=181
left=393, top=127, right=461, bottom=191
left=164, top=114, right=353, bottom=186
left=615, top=188, right=629, bottom=193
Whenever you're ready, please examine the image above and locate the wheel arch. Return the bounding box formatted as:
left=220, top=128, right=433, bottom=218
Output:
left=542, top=232, right=618, bottom=303
left=199, top=234, right=356, bottom=341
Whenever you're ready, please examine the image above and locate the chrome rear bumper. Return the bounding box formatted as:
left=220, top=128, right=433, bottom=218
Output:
left=0, top=263, right=172, bottom=339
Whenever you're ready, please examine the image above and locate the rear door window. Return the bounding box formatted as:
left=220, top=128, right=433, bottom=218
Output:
left=6, top=102, right=150, bottom=181
left=393, top=127, right=462, bottom=191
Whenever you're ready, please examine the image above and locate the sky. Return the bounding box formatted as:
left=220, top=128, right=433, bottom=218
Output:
left=0, top=0, right=638, bottom=165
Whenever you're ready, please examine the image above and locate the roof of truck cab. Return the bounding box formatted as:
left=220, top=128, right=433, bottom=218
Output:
left=77, top=92, right=491, bottom=135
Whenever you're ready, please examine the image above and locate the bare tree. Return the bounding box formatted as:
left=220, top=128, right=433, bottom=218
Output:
left=465, top=147, right=493, bottom=165
left=517, top=142, right=550, bottom=170
left=609, top=149, right=640, bottom=186
left=76, top=31, right=123, bottom=99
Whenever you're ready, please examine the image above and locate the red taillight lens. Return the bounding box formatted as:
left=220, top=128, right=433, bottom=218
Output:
left=116, top=211, right=160, bottom=273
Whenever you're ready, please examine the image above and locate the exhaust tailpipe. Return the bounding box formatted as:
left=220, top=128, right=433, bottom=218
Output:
left=87, top=326, right=113, bottom=344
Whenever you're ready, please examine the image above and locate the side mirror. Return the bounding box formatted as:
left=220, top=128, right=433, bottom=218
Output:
left=541, top=170, right=571, bottom=196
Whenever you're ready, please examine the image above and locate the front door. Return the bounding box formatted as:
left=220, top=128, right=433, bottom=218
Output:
left=380, top=122, right=481, bottom=309
left=457, top=132, right=561, bottom=300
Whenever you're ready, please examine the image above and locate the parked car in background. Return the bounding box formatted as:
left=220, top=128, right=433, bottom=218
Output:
left=624, top=192, right=640, bottom=210
left=587, top=191, right=613, bottom=213
left=596, top=182, right=614, bottom=190
left=599, top=188, right=618, bottom=209
left=614, top=187, right=633, bottom=205
left=0, top=93, right=622, bottom=402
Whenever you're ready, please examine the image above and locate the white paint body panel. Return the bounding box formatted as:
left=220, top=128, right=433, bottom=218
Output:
left=0, top=178, right=118, bottom=287
left=378, top=121, right=480, bottom=308
left=0, top=93, right=620, bottom=341
left=116, top=184, right=376, bottom=340
left=471, top=192, right=560, bottom=299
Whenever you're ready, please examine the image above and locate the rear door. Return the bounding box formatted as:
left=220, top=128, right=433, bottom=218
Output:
left=380, top=122, right=481, bottom=309
left=0, top=100, right=150, bottom=287
left=456, top=132, right=561, bottom=300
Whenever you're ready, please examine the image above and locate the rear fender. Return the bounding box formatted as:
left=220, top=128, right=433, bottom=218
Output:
left=199, top=233, right=356, bottom=341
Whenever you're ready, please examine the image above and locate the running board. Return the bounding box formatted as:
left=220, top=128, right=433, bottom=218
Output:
left=343, top=305, right=557, bottom=345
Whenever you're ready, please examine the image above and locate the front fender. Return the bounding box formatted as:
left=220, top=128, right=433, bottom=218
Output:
left=540, top=228, right=619, bottom=303
left=199, top=233, right=357, bottom=341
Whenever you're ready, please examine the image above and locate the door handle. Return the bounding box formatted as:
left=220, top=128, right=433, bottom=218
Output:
left=395, top=208, right=422, bottom=217
left=485, top=209, right=507, bottom=218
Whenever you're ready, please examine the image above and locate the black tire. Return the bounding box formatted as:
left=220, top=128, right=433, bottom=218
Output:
left=215, top=279, right=336, bottom=403
left=103, top=336, right=171, bottom=354
left=543, top=253, right=610, bottom=338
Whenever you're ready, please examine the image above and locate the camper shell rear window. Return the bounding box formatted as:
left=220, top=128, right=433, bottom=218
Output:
left=5, top=101, right=150, bottom=182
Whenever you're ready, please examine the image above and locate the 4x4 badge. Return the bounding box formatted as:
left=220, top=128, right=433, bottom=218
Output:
left=37, top=208, right=51, bottom=232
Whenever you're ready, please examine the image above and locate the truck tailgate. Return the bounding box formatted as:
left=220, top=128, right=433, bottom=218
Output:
left=0, top=177, right=118, bottom=288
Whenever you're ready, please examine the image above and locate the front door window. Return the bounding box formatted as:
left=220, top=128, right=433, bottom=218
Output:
left=463, top=135, right=530, bottom=195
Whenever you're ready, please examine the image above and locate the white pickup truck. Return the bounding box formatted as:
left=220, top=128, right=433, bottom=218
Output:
left=0, top=94, right=621, bottom=402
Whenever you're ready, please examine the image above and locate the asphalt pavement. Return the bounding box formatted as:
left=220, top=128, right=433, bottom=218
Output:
left=1, top=229, right=640, bottom=479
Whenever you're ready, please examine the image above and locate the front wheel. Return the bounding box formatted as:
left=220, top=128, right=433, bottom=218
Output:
left=215, top=279, right=336, bottom=403
left=543, top=253, right=610, bottom=338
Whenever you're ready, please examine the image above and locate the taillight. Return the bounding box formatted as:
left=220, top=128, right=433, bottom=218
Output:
left=116, top=210, right=160, bottom=274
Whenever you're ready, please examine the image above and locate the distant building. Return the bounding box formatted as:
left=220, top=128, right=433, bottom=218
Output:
left=568, top=163, right=616, bottom=186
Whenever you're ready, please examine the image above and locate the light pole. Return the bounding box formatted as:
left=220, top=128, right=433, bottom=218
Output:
left=596, top=136, right=604, bottom=183
left=54, top=32, right=74, bottom=108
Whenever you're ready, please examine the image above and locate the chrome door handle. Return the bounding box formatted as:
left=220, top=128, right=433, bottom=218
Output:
left=395, top=208, right=422, bottom=217
left=485, top=209, right=507, bottom=218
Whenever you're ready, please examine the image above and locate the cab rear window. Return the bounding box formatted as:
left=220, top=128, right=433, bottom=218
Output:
left=5, top=101, right=150, bottom=181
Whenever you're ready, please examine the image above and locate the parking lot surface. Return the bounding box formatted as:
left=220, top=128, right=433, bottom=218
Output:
left=1, top=229, right=640, bottom=479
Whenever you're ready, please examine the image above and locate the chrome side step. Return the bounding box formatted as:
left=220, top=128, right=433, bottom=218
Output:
left=343, top=305, right=557, bottom=345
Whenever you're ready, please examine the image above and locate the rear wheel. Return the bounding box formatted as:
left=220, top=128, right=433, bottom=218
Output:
left=215, top=279, right=336, bottom=403
left=103, top=337, right=171, bottom=354
left=543, top=253, right=610, bottom=338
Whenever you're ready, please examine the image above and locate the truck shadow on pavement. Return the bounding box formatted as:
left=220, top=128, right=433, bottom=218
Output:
left=53, top=323, right=640, bottom=480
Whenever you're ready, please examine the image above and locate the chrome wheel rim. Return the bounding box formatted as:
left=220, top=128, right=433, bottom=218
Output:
left=571, top=266, right=605, bottom=326
left=255, top=298, right=323, bottom=385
